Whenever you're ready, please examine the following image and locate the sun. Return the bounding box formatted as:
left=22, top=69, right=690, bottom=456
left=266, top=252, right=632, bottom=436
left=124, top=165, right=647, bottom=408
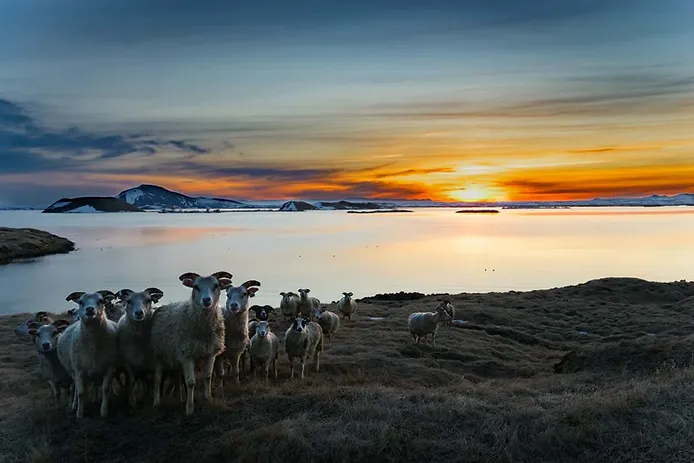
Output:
left=448, top=184, right=505, bottom=202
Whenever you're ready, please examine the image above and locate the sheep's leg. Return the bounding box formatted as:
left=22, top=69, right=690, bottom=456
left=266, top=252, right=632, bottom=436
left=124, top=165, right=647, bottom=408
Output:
left=300, top=356, right=306, bottom=379
left=100, top=368, right=113, bottom=417
left=182, top=360, right=196, bottom=416
left=202, top=355, right=215, bottom=401
left=273, top=354, right=278, bottom=379
left=314, top=349, right=320, bottom=373
left=70, top=382, right=78, bottom=411
left=127, top=367, right=138, bottom=408
left=75, top=373, right=87, bottom=419
left=152, top=363, right=163, bottom=407
left=214, top=356, right=225, bottom=390
left=231, top=353, right=241, bottom=385
left=289, top=356, right=295, bottom=378
left=48, top=381, right=58, bottom=406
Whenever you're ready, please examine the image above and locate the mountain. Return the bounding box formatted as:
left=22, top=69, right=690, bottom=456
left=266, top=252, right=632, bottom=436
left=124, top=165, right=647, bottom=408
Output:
left=43, top=197, right=144, bottom=213
left=116, top=184, right=263, bottom=210
left=279, top=201, right=316, bottom=211
left=314, top=200, right=383, bottom=210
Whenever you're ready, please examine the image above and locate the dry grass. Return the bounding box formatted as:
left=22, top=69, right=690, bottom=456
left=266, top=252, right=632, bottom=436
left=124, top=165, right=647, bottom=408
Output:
left=0, top=228, right=75, bottom=265
left=3, top=277, right=694, bottom=462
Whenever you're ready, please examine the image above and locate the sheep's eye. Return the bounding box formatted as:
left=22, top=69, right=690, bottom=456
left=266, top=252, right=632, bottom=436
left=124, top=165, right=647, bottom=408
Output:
left=193, top=285, right=200, bottom=292
left=213, top=283, right=219, bottom=290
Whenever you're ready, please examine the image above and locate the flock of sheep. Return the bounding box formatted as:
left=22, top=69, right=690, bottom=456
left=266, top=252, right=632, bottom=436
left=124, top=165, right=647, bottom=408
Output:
left=16, top=271, right=457, bottom=418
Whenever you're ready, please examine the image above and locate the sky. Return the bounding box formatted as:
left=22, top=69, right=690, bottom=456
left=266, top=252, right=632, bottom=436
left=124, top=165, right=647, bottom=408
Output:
left=1, top=0, right=693, bottom=206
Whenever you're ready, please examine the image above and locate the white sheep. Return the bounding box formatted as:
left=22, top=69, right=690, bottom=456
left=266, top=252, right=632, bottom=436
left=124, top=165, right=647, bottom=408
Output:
left=315, top=307, right=340, bottom=341
left=279, top=292, right=301, bottom=321
left=150, top=271, right=231, bottom=416
left=284, top=317, right=323, bottom=379
left=115, top=287, right=164, bottom=408
left=249, top=320, right=279, bottom=380
left=407, top=305, right=452, bottom=346
left=27, top=319, right=72, bottom=406
left=57, top=291, right=119, bottom=418
left=337, top=292, right=357, bottom=320
left=215, top=279, right=261, bottom=387
left=297, top=288, right=320, bottom=320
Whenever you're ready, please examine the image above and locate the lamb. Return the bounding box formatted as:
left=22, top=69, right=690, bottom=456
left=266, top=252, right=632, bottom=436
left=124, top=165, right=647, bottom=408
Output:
left=279, top=292, right=300, bottom=321
left=215, top=280, right=261, bottom=387
left=150, top=271, right=231, bottom=416
left=27, top=319, right=72, bottom=405
left=284, top=317, right=323, bottom=379
left=297, top=288, right=320, bottom=320
left=436, top=299, right=456, bottom=326
left=57, top=291, right=119, bottom=418
left=249, top=320, right=279, bottom=380
left=407, top=305, right=453, bottom=346
left=337, top=292, right=357, bottom=320
left=116, top=287, right=164, bottom=408
left=315, top=307, right=340, bottom=341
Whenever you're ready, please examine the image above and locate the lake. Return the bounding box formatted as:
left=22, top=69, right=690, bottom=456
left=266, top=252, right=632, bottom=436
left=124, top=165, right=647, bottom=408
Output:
left=1, top=207, right=693, bottom=315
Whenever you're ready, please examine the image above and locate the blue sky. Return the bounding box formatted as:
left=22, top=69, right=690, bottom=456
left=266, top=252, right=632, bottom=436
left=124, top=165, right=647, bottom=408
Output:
left=1, top=0, right=693, bottom=206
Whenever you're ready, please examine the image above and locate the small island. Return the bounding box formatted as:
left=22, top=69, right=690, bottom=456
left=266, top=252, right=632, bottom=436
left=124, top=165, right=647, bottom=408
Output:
left=0, top=227, right=75, bottom=264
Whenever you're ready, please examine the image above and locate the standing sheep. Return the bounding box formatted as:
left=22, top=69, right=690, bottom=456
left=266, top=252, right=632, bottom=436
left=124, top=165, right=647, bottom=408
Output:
left=407, top=305, right=452, bottom=346
left=116, top=287, right=164, bottom=408
left=57, top=291, right=119, bottom=418
left=99, top=290, right=125, bottom=323
left=27, top=319, right=72, bottom=406
left=279, top=292, right=300, bottom=321
left=337, top=292, right=357, bottom=320
left=297, top=288, right=320, bottom=321
left=284, top=317, right=323, bottom=379
left=436, top=299, right=456, bottom=326
left=315, top=307, right=340, bottom=341
left=249, top=320, right=279, bottom=380
left=150, top=271, right=231, bottom=416
left=215, top=280, right=261, bottom=387
left=248, top=304, right=275, bottom=338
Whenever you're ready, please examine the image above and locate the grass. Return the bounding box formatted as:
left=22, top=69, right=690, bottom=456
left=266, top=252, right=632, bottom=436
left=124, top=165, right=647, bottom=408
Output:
left=2, top=277, right=694, bottom=462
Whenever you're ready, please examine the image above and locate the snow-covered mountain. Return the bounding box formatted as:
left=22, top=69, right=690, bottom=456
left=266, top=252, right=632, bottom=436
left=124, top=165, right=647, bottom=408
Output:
left=116, top=184, right=270, bottom=210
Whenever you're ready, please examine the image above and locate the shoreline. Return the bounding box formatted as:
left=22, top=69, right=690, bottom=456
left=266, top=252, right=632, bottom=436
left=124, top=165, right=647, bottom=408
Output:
left=0, top=227, right=75, bottom=265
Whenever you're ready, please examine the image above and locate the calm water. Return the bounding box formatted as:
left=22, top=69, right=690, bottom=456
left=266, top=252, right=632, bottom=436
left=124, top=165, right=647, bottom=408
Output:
left=1, top=207, right=693, bottom=315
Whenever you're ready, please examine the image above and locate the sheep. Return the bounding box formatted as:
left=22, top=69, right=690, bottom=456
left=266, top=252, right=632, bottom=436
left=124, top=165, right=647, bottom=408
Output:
left=314, top=307, right=340, bottom=341
left=297, top=288, right=320, bottom=321
left=279, top=292, right=300, bottom=321
left=14, top=311, right=55, bottom=336
left=99, top=290, right=125, bottom=323
left=57, top=291, right=119, bottom=418
left=249, top=320, right=279, bottom=380
left=436, top=299, right=456, bottom=326
left=116, top=287, right=164, bottom=408
left=150, top=271, right=231, bottom=416
left=248, top=304, right=275, bottom=339
left=27, top=319, right=73, bottom=406
left=284, top=317, right=323, bottom=379
left=407, top=305, right=452, bottom=346
left=337, top=292, right=357, bottom=320
left=214, top=280, right=261, bottom=387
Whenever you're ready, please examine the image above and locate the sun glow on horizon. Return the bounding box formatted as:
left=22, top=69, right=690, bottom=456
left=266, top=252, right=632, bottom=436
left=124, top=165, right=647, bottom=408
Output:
left=447, top=184, right=508, bottom=203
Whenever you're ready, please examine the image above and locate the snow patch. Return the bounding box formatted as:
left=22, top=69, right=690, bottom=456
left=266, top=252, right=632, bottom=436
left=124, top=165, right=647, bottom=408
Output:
left=67, top=205, right=102, bottom=213
left=123, top=188, right=145, bottom=204
left=50, top=200, right=71, bottom=209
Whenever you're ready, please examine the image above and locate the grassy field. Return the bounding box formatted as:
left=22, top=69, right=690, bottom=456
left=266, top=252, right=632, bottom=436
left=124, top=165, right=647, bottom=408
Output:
left=2, top=277, right=694, bottom=462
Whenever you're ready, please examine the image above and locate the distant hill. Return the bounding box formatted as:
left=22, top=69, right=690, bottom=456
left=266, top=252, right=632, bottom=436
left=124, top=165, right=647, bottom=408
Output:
left=315, top=200, right=383, bottom=210
left=116, top=184, right=263, bottom=210
left=43, top=197, right=143, bottom=213
left=279, top=201, right=316, bottom=211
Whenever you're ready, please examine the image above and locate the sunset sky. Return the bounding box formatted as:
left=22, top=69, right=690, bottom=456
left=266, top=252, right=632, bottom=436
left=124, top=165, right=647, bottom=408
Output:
left=1, top=0, right=693, bottom=206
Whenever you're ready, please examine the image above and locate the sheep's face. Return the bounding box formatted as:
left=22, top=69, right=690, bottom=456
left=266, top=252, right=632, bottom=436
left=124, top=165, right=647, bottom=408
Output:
left=291, top=317, right=307, bottom=332
left=67, top=309, right=80, bottom=323
left=256, top=320, right=270, bottom=338
left=180, top=272, right=232, bottom=310
left=28, top=320, right=70, bottom=352
left=225, top=281, right=261, bottom=315
left=342, top=292, right=353, bottom=300
left=280, top=292, right=298, bottom=305
left=298, top=289, right=311, bottom=300
left=436, top=307, right=453, bottom=323
left=66, top=291, right=111, bottom=324
left=120, top=288, right=164, bottom=322
left=250, top=305, right=274, bottom=321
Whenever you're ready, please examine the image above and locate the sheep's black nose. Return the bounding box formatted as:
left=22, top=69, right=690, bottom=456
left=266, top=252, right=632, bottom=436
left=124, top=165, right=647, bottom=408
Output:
left=86, top=307, right=95, bottom=315
left=202, top=297, right=212, bottom=306
left=135, top=310, right=144, bottom=318
left=42, top=342, right=51, bottom=351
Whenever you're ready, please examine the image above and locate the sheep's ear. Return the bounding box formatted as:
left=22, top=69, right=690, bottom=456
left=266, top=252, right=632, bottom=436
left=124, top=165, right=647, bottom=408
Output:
left=348, top=292, right=353, bottom=297
left=179, top=273, right=199, bottom=288
left=218, top=278, right=232, bottom=290
left=248, top=287, right=259, bottom=298
left=264, top=305, right=275, bottom=312
left=212, top=271, right=233, bottom=281
left=35, top=311, right=49, bottom=320
left=53, top=319, right=71, bottom=332
left=27, top=327, right=38, bottom=336
left=280, top=292, right=286, bottom=296
left=66, top=292, right=84, bottom=303
left=97, top=290, right=115, bottom=300
left=241, top=280, right=261, bottom=289
left=145, top=288, right=164, bottom=303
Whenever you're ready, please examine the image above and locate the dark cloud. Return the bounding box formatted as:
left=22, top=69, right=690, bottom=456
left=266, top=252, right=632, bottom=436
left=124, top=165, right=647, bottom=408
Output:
left=0, top=98, right=210, bottom=174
